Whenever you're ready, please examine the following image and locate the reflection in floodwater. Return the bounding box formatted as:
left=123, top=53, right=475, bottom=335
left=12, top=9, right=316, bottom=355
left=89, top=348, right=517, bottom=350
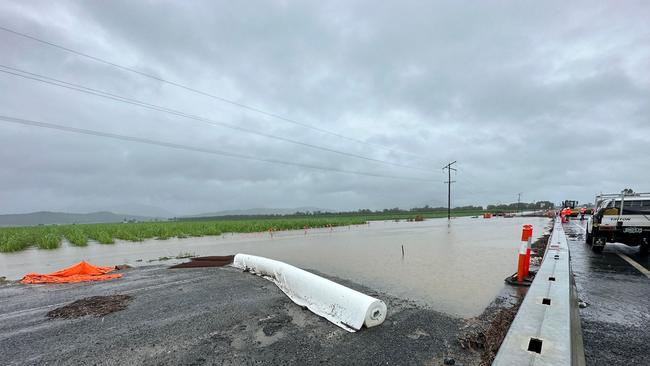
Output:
left=0, top=216, right=550, bottom=317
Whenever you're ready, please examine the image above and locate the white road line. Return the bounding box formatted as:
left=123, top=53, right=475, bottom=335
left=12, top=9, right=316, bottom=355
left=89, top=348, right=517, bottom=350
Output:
left=617, top=253, right=650, bottom=278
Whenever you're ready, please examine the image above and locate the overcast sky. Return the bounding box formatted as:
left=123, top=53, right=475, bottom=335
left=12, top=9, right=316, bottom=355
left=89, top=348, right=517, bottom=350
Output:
left=1, top=1, right=649, bottom=216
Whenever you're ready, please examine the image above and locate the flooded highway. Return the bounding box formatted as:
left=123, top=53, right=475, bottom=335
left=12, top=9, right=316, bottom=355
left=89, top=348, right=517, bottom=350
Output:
left=0, top=216, right=551, bottom=317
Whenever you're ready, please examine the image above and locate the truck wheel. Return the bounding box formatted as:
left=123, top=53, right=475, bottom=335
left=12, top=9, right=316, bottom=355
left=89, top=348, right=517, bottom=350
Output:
left=585, top=228, right=592, bottom=244
left=591, top=236, right=605, bottom=253
left=640, top=239, right=649, bottom=256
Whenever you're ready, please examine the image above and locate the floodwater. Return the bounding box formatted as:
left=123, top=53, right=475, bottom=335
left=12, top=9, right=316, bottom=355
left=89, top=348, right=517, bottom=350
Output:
left=0, top=216, right=551, bottom=317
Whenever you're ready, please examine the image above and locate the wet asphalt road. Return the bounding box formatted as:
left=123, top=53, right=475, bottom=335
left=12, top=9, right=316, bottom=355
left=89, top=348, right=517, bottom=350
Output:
left=0, top=265, right=480, bottom=366
left=565, top=219, right=650, bottom=366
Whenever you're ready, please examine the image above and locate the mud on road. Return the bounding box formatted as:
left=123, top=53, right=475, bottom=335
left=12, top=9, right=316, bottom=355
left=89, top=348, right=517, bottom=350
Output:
left=0, top=265, right=486, bottom=365
left=457, top=289, right=525, bottom=366
left=46, top=295, right=133, bottom=319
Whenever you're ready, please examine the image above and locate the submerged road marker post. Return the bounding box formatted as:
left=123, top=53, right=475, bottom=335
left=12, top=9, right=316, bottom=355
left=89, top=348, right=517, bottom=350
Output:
left=523, top=224, right=533, bottom=277
left=517, top=224, right=533, bottom=282
left=517, top=244, right=526, bottom=282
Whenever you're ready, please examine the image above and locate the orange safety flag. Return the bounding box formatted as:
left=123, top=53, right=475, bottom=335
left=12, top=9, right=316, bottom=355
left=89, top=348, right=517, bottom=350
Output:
left=21, top=261, right=122, bottom=284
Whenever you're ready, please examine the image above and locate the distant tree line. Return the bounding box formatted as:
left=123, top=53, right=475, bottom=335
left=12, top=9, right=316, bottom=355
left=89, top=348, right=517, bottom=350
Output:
left=176, top=201, right=554, bottom=221
left=486, top=201, right=554, bottom=211
left=294, top=204, right=484, bottom=216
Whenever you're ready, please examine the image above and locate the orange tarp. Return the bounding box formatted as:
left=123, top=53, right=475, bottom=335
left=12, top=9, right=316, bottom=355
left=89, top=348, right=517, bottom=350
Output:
left=21, top=261, right=122, bottom=284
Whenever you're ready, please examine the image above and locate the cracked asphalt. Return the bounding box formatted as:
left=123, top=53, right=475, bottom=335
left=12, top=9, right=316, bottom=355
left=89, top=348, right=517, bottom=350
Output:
left=0, top=265, right=481, bottom=365
left=565, top=219, right=650, bottom=366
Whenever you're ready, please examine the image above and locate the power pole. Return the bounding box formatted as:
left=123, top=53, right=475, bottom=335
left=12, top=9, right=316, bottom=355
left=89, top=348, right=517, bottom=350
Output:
left=517, top=192, right=522, bottom=214
left=442, top=161, right=457, bottom=220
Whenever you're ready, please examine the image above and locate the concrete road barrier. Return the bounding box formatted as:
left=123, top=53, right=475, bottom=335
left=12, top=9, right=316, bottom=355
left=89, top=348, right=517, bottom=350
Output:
left=493, top=218, right=585, bottom=366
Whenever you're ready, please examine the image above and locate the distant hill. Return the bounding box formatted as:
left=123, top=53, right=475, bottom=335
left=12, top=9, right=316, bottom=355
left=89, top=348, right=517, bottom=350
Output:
left=98, top=204, right=175, bottom=218
left=183, top=207, right=332, bottom=218
left=62, top=204, right=175, bottom=218
left=0, top=211, right=157, bottom=227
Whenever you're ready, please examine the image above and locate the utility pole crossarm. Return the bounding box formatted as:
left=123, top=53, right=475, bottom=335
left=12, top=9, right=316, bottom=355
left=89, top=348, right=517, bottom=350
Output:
left=442, top=161, right=457, bottom=221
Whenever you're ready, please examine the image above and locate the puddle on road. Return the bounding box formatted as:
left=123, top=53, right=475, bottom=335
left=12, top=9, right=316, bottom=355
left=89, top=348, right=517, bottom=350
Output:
left=0, top=216, right=550, bottom=317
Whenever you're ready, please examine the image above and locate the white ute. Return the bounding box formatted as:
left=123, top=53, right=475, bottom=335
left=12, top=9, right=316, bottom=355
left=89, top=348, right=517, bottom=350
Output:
left=586, top=191, right=650, bottom=254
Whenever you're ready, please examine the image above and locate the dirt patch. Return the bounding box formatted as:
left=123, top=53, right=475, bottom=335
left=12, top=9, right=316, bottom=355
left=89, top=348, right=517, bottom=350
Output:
left=170, top=255, right=235, bottom=269
left=457, top=295, right=524, bottom=366
left=258, top=313, right=293, bottom=336
left=191, top=255, right=235, bottom=262
left=479, top=300, right=522, bottom=365
left=47, top=295, right=133, bottom=319
left=531, top=233, right=550, bottom=258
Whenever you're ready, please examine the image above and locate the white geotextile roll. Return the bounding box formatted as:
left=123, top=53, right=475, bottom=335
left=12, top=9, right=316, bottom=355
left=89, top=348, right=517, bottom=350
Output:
left=232, top=253, right=387, bottom=332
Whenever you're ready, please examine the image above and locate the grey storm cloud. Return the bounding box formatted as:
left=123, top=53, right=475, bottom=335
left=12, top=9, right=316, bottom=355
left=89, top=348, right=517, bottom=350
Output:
left=0, top=0, right=649, bottom=216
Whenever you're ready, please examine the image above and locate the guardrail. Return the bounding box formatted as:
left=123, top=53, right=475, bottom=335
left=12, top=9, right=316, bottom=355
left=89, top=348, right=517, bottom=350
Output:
left=493, top=218, right=585, bottom=366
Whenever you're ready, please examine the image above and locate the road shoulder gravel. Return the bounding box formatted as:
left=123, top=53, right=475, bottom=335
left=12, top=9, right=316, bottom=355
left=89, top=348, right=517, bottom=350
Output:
left=0, top=265, right=484, bottom=365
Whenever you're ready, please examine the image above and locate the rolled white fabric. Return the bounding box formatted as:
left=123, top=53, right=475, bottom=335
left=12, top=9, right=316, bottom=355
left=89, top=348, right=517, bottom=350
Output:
left=232, top=253, right=387, bottom=332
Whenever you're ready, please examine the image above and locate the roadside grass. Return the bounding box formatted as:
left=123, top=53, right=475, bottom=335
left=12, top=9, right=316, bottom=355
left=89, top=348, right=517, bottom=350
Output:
left=0, top=210, right=485, bottom=253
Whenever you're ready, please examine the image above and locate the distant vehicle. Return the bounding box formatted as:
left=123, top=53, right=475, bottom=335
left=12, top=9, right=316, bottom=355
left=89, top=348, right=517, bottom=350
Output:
left=586, top=191, right=650, bottom=254
left=561, top=200, right=580, bottom=217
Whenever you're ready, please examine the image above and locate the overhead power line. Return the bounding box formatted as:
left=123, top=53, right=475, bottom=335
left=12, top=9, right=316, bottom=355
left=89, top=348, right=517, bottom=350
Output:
left=0, top=65, right=429, bottom=172
left=0, top=114, right=438, bottom=182
left=454, top=167, right=491, bottom=195
left=0, top=25, right=435, bottom=164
